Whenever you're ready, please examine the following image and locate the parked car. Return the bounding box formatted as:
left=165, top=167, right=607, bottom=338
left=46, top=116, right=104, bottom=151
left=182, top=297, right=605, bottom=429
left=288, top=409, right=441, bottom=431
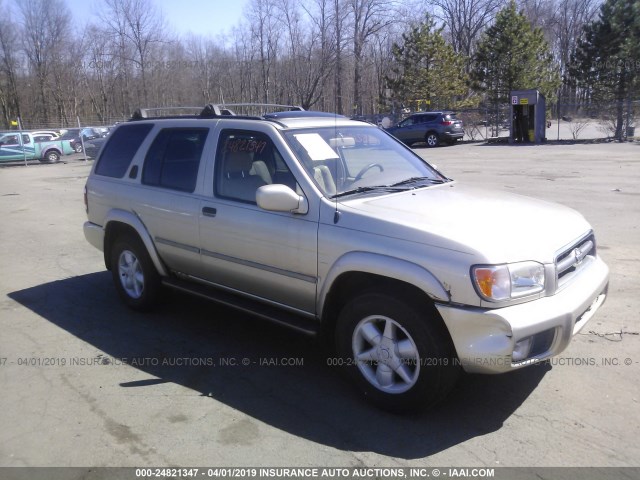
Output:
left=58, top=129, right=84, bottom=153
left=386, top=111, right=464, bottom=147
left=83, top=104, right=608, bottom=411
left=0, top=131, right=74, bottom=163
left=83, top=137, right=106, bottom=158
left=31, top=130, right=61, bottom=139
left=81, top=127, right=103, bottom=141
left=32, top=134, right=57, bottom=143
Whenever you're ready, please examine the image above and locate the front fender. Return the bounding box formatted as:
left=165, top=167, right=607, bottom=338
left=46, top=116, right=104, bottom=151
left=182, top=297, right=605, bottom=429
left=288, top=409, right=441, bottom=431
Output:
left=317, top=251, right=450, bottom=316
left=104, top=209, right=169, bottom=277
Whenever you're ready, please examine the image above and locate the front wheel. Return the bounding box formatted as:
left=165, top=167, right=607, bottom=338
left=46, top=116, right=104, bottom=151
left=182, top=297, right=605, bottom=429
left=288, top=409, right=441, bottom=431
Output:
left=335, top=291, right=459, bottom=412
left=110, top=234, right=161, bottom=311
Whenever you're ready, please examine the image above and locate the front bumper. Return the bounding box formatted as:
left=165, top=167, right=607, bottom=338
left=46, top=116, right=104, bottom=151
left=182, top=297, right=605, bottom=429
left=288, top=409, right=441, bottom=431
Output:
left=436, top=256, right=609, bottom=374
left=84, top=221, right=104, bottom=251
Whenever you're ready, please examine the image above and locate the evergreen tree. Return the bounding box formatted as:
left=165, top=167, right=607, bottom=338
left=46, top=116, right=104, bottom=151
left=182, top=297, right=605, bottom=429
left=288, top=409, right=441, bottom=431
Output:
left=386, top=16, right=469, bottom=112
left=470, top=1, right=560, bottom=128
left=570, top=0, right=640, bottom=140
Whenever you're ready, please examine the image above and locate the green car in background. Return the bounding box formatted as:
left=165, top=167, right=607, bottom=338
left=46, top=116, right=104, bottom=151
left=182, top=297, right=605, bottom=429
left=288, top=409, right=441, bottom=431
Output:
left=0, top=131, right=75, bottom=163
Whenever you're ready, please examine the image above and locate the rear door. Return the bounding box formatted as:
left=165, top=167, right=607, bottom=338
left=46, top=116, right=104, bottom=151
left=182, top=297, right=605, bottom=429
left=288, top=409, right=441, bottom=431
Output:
left=394, top=115, right=426, bottom=143
left=133, top=127, right=210, bottom=275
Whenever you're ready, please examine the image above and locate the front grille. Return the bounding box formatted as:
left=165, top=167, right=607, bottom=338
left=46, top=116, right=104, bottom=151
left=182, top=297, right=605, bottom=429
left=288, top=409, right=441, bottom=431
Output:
left=555, top=232, right=596, bottom=289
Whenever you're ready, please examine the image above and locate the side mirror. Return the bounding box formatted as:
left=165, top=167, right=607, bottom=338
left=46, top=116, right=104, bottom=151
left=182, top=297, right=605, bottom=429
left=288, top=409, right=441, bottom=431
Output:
left=256, top=184, right=308, bottom=214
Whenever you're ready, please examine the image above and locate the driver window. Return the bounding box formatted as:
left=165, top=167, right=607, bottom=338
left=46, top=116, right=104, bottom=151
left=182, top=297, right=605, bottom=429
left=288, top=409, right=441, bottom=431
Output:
left=215, top=130, right=298, bottom=203
left=4, top=135, right=19, bottom=145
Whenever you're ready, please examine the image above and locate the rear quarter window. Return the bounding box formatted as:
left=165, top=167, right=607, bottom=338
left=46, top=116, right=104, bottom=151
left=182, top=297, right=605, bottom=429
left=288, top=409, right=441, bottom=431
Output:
left=95, top=123, right=154, bottom=178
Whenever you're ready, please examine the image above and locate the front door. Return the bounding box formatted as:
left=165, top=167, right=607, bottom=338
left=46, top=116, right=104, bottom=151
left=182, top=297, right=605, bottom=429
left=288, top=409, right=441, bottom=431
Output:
left=198, top=128, right=318, bottom=314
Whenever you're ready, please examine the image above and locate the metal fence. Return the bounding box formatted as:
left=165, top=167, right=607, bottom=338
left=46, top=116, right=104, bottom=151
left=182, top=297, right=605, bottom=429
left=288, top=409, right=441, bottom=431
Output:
left=454, top=100, right=639, bottom=142
left=4, top=100, right=638, bottom=142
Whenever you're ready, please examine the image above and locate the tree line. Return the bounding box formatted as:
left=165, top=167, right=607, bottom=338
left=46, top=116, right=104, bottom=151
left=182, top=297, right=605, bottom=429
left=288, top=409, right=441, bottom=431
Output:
left=0, top=0, right=638, bottom=138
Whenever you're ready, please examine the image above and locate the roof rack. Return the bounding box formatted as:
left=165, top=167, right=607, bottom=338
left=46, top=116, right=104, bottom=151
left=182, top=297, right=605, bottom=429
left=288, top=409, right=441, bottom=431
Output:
left=130, top=107, right=203, bottom=120
left=130, top=103, right=305, bottom=121
left=200, top=103, right=304, bottom=118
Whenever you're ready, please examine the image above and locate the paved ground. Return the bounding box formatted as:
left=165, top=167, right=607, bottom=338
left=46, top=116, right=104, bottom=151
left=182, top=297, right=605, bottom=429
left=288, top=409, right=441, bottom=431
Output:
left=0, top=142, right=639, bottom=468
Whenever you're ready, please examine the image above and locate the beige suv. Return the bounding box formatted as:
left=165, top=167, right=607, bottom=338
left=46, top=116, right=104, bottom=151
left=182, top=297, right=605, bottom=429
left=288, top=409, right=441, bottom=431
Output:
left=84, top=104, right=609, bottom=411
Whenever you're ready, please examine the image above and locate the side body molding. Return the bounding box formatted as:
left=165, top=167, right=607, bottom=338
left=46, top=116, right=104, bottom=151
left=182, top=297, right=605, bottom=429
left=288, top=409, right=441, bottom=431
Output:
left=104, top=209, right=169, bottom=277
left=317, top=251, right=450, bottom=316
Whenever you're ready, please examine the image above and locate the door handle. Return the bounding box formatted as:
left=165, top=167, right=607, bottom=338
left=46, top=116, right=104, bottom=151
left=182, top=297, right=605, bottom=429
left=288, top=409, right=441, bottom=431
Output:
left=202, top=206, right=217, bottom=217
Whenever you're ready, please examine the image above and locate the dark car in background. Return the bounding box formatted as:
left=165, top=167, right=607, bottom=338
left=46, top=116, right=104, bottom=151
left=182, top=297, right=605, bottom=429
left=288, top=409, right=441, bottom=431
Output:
left=386, top=111, right=464, bottom=147
left=80, top=127, right=106, bottom=141
left=59, top=127, right=109, bottom=153
left=58, top=129, right=84, bottom=153
left=83, top=137, right=107, bottom=159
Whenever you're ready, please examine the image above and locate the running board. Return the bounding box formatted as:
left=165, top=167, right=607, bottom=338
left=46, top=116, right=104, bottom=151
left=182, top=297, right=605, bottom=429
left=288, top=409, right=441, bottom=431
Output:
left=161, top=277, right=319, bottom=336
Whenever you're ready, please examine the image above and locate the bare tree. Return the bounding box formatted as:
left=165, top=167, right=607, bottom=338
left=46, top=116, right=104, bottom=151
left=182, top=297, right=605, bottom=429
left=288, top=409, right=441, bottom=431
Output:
left=332, top=0, right=351, bottom=114
left=275, top=0, right=334, bottom=108
left=433, top=0, right=505, bottom=58
left=80, top=25, right=119, bottom=122
left=0, top=0, right=22, bottom=127
left=349, top=0, right=394, bottom=116
left=249, top=0, right=280, bottom=103
left=99, top=0, right=167, bottom=107
left=17, top=0, right=70, bottom=124
left=551, top=0, right=599, bottom=108
left=186, top=35, right=225, bottom=104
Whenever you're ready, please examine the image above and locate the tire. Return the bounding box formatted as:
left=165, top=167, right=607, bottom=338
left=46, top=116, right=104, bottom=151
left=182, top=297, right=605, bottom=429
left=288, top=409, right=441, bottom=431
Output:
left=425, top=132, right=439, bottom=148
left=110, top=234, right=161, bottom=311
left=335, top=291, right=460, bottom=412
left=74, top=143, right=83, bottom=153
left=41, top=150, right=60, bottom=163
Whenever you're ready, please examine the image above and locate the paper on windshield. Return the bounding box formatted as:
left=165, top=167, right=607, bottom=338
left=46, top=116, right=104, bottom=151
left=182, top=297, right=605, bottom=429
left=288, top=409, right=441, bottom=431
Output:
left=294, top=133, right=339, bottom=161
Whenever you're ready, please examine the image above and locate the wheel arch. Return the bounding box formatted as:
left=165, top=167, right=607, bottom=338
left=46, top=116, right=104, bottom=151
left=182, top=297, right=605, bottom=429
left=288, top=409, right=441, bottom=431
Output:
left=103, top=209, right=168, bottom=277
left=425, top=130, right=439, bottom=139
left=318, top=252, right=452, bottom=344
left=42, top=147, right=61, bottom=160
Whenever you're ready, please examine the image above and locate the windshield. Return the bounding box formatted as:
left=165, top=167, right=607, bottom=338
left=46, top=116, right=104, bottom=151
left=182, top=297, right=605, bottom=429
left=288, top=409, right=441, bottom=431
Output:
left=282, top=125, right=446, bottom=198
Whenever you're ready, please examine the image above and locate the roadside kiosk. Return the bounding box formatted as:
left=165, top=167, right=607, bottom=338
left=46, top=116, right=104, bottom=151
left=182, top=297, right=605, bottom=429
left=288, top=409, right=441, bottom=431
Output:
left=510, top=89, right=546, bottom=144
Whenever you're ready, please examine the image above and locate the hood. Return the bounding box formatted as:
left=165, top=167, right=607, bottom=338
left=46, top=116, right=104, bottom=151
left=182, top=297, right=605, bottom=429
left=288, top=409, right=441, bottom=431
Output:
left=339, top=182, right=591, bottom=263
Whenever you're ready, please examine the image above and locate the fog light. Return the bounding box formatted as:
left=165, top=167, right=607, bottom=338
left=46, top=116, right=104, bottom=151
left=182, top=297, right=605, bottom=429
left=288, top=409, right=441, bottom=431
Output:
left=512, top=337, right=533, bottom=362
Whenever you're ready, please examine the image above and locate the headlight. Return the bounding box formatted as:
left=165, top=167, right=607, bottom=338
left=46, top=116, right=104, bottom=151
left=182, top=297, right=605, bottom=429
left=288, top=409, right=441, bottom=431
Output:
left=472, top=261, right=545, bottom=302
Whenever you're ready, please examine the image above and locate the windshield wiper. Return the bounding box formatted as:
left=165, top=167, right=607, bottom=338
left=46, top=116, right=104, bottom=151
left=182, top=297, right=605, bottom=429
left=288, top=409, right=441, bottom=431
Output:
left=330, top=185, right=407, bottom=199
left=390, top=176, right=448, bottom=187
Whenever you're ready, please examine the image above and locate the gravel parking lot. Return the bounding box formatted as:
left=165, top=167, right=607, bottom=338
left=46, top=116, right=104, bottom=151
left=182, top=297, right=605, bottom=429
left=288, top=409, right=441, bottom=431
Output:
left=1, top=142, right=639, bottom=468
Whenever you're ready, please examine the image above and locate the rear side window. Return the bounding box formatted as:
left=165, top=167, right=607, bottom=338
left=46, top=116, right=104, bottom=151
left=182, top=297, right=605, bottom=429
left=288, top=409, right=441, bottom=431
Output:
left=95, top=124, right=153, bottom=178
left=142, top=128, right=208, bottom=192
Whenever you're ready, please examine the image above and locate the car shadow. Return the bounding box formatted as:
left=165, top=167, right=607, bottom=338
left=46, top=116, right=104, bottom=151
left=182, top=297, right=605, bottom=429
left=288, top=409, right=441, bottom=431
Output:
left=8, top=273, right=550, bottom=459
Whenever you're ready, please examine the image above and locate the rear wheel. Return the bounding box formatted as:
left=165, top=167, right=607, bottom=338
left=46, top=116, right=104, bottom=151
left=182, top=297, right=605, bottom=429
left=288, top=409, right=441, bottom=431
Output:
left=74, top=143, right=83, bottom=153
left=425, top=132, right=439, bottom=148
left=40, top=150, right=60, bottom=163
left=335, top=291, right=460, bottom=412
left=110, top=234, right=160, bottom=311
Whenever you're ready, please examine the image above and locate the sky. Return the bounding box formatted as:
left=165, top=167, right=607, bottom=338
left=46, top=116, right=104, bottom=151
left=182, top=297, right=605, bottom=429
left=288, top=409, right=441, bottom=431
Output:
left=65, top=0, right=251, bottom=39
